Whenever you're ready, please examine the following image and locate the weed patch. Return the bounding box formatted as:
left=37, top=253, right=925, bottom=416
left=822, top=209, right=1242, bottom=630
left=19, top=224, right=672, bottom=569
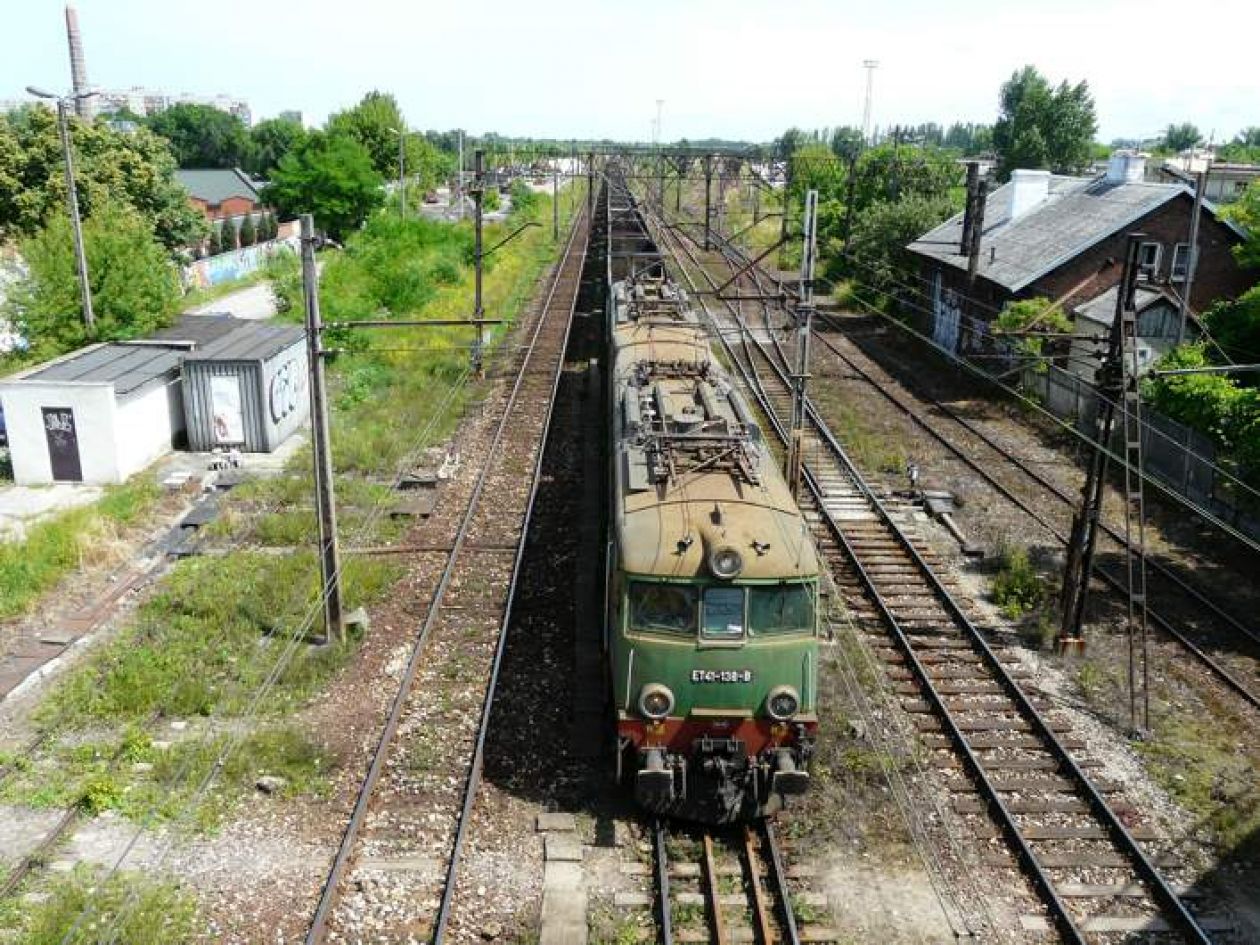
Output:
left=0, top=864, right=198, bottom=945
left=0, top=477, right=160, bottom=620
left=991, top=544, right=1046, bottom=619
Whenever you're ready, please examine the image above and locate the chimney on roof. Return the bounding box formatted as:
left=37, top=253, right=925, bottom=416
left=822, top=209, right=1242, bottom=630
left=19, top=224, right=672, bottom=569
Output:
left=1009, top=169, right=1051, bottom=221
left=1106, top=150, right=1147, bottom=184
left=64, top=5, right=93, bottom=121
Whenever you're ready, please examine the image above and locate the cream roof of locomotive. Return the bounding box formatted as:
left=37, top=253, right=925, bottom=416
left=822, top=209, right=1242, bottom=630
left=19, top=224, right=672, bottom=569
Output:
left=612, top=323, right=818, bottom=582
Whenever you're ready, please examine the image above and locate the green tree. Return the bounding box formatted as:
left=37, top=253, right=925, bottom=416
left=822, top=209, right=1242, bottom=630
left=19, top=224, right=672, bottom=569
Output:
left=4, top=200, right=180, bottom=358
left=1162, top=122, right=1203, bottom=153
left=1222, top=179, right=1260, bottom=269
left=844, top=193, right=958, bottom=298
left=239, top=212, right=257, bottom=247
left=208, top=222, right=223, bottom=256
left=0, top=106, right=206, bottom=251
left=146, top=103, right=250, bottom=168
left=262, top=132, right=384, bottom=241
left=220, top=217, right=237, bottom=252
left=1204, top=286, right=1260, bottom=365
left=246, top=117, right=307, bottom=176
left=992, top=66, right=1097, bottom=179
left=326, top=91, right=411, bottom=178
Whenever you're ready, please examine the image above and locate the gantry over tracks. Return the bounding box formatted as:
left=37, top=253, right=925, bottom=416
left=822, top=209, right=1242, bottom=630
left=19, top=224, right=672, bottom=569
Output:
left=637, top=192, right=1229, bottom=943
left=305, top=208, right=589, bottom=944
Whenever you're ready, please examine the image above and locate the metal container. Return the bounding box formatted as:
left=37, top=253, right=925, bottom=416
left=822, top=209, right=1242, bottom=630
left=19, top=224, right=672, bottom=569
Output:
left=181, top=322, right=308, bottom=452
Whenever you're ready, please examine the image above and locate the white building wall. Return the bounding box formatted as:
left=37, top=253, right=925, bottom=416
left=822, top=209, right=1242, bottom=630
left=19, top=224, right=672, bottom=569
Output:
left=0, top=383, right=120, bottom=485
left=114, top=380, right=181, bottom=479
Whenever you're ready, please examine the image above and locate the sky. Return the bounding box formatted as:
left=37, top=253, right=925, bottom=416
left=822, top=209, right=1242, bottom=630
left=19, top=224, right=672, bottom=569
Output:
left=3, top=0, right=1257, bottom=144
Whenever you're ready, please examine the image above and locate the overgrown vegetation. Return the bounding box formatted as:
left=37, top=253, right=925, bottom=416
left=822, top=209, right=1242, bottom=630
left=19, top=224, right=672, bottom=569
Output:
left=992, top=296, right=1072, bottom=369
left=0, top=865, right=198, bottom=945
left=8, top=187, right=577, bottom=834
left=1144, top=342, right=1260, bottom=495
left=991, top=544, right=1047, bottom=619
left=0, top=477, right=160, bottom=620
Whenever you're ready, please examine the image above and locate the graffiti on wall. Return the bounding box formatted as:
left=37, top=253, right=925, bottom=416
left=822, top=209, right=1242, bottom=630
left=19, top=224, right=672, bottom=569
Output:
left=182, top=237, right=298, bottom=291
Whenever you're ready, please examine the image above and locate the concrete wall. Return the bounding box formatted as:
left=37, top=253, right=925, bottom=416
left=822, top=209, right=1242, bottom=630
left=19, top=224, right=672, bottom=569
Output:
left=183, top=238, right=296, bottom=291
left=0, top=383, right=119, bottom=484
left=114, top=379, right=181, bottom=479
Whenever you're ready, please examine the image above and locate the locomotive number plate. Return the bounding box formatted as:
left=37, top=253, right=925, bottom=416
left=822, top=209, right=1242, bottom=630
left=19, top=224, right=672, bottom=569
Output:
left=691, top=669, right=753, bottom=683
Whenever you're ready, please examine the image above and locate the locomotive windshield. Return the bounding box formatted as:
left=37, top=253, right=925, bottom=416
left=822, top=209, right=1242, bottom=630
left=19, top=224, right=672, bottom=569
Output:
left=628, top=580, right=816, bottom=638
left=701, top=586, right=745, bottom=639
left=629, top=582, right=698, bottom=634
left=749, top=582, right=815, bottom=635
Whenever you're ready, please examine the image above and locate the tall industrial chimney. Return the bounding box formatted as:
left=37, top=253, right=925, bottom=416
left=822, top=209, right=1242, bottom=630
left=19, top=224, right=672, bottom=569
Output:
left=65, top=5, right=93, bottom=120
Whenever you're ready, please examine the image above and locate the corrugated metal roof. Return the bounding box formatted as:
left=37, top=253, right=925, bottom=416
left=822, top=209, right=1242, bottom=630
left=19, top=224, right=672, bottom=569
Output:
left=149, top=314, right=240, bottom=347
left=16, top=343, right=182, bottom=395
left=1073, top=286, right=1169, bottom=326
left=908, top=175, right=1188, bottom=292
left=185, top=320, right=304, bottom=362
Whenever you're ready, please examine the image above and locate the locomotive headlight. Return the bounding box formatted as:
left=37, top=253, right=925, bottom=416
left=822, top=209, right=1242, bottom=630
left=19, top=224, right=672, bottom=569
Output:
left=638, top=683, right=675, bottom=720
left=708, top=545, right=744, bottom=580
left=766, top=685, right=801, bottom=721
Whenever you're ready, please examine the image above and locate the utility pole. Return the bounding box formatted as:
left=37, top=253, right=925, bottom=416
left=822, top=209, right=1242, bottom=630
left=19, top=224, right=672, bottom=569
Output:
left=587, top=151, right=595, bottom=216
left=786, top=189, right=819, bottom=499
left=472, top=148, right=485, bottom=377
left=56, top=97, right=94, bottom=335
left=842, top=152, right=858, bottom=250
left=300, top=215, right=344, bottom=644
left=397, top=129, right=406, bottom=217
left=1177, top=170, right=1205, bottom=346
left=703, top=154, right=714, bottom=250
left=457, top=131, right=465, bottom=221
left=1058, top=234, right=1151, bottom=734
left=27, top=87, right=95, bottom=334
left=552, top=161, right=559, bottom=241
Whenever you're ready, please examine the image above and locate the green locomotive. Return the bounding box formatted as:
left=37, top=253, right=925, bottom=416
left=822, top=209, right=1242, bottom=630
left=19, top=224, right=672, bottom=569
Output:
left=606, top=265, right=821, bottom=824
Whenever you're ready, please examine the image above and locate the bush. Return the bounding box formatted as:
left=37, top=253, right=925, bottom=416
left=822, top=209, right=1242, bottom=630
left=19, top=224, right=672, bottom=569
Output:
left=992, top=545, right=1046, bottom=619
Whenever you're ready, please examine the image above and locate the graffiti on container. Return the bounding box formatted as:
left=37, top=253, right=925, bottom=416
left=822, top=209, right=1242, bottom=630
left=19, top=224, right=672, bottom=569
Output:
left=183, top=237, right=297, bottom=290
left=269, top=357, right=306, bottom=424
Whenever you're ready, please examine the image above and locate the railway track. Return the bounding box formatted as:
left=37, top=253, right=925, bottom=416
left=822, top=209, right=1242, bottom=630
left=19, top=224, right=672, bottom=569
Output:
left=652, top=819, right=812, bottom=945
left=305, top=209, right=588, bottom=944
left=697, top=218, right=1260, bottom=717
left=646, top=204, right=1230, bottom=943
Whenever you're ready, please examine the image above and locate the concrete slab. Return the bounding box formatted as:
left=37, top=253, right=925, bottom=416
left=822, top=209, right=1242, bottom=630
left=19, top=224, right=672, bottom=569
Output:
left=544, top=834, right=583, bottom=863
left=0, top=484, right=103, bottom=541
left=537, top=812, right=577, bottom=832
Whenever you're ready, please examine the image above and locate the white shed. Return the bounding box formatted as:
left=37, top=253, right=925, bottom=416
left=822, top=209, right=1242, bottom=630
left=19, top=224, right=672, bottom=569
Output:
left=0, top=343, right=186, bottom=484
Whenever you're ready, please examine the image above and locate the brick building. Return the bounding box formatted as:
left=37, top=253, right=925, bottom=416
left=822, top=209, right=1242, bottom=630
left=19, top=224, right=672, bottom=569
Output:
left=906, top=153, right=1253, bottom=373
left=176, top=168, right=265, bottom=224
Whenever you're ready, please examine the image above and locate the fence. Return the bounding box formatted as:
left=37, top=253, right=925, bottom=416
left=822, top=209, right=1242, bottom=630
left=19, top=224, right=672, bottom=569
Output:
left=182, top=236, right=298, bottom=291
left=1021, top=363, right=1260, bottom=541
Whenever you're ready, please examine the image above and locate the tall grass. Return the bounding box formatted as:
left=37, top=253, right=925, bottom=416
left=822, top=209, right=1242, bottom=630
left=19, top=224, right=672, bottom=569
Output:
left=0, top=866, right=198, bottom=945
left=0, top=478, right=160, bottom=620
